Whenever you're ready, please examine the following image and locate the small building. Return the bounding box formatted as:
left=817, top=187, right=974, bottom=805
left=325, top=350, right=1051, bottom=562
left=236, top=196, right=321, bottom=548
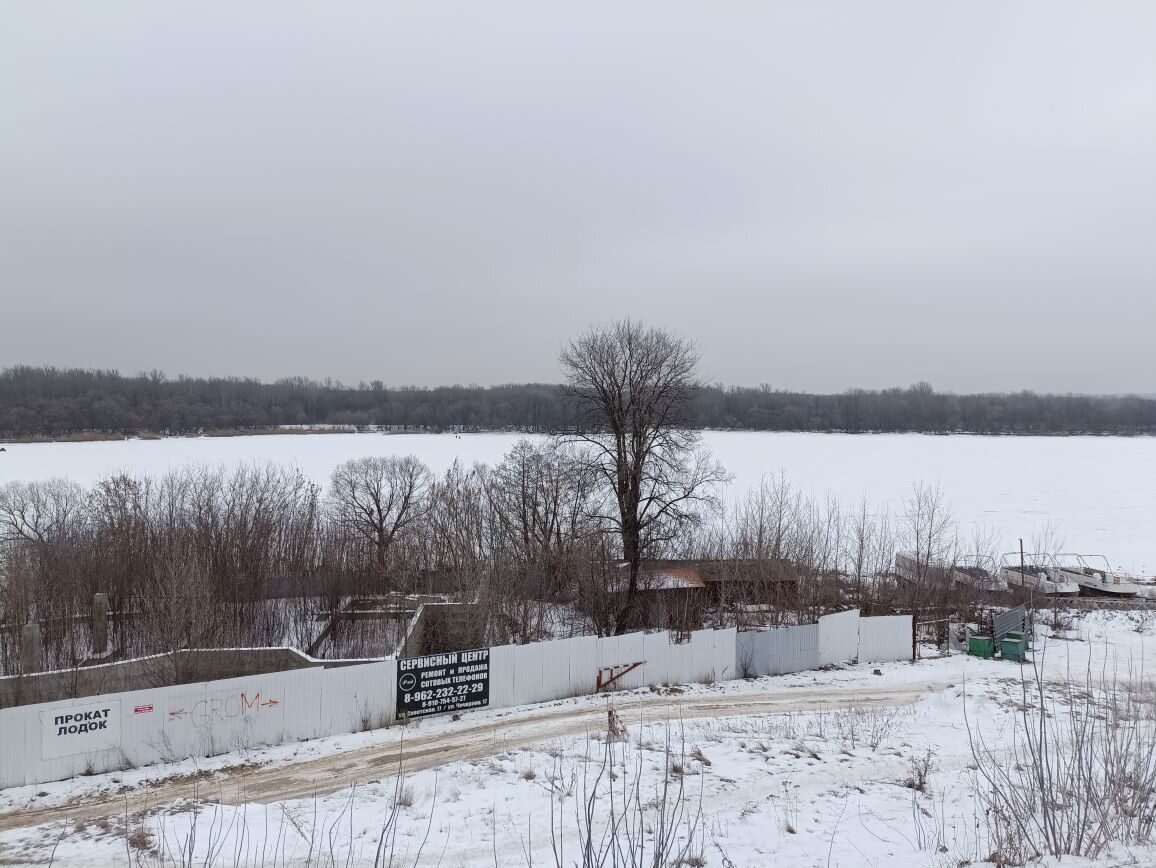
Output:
left=614, top=559, right=799, bottom=630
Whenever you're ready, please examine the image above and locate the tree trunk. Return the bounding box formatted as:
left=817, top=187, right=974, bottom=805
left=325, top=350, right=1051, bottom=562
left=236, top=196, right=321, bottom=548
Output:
left=616, top=512, right=642, bottom=635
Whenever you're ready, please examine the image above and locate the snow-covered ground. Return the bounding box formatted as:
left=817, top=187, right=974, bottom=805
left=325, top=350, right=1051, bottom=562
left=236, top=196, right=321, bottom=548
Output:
left=2, top=610, right=1154, bottom=867
left=2, top=431, right=1155, bottom=573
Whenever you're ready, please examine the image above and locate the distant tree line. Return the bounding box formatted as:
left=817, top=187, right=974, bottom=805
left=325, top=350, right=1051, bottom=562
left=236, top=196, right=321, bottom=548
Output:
left=1, top=366, right=1154, bottom=438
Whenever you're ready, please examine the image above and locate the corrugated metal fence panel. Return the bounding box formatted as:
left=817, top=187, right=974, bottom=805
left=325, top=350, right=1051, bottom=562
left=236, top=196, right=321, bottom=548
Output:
left=711, top=627, right=737, bottom=682
left=129, top=681, right=201, bottom=766
left=487, top=644, right=518, bottom=710
left=766, top=623, right=821, bottom=675
left=508, top=641, right=544, bottom=708
left=858, top=615, right=912, bottom=663
left=994, top=605, right=1028, bottom=645
left=532, top=638, right=569, bottom=704
left=318, top=661, right=393, bottom=735
left=157, top=680, right=212, bottom=761
left=594, top=635, right=619, bottom=673
left=2, top=614, right=918, bottom=791
left=3, top=683, right=171, bottom=787
left=664, top=628, right=732, bottom=685
left=0, top=704, right=36, bottom=788
left=818, top=609, right=861, bottom=665
left=566, top=637, right=599, bottom=697
left=611, top=632, right=649, bottom=692
left=735, top=630, right=768, bottom=677
left=1, top=662, right=400, bottom=790
left=641, top=631, right=676, bottom=687
left=159, top=671, right=289, bottom=759
left=2, top=706, right=23, bottom=787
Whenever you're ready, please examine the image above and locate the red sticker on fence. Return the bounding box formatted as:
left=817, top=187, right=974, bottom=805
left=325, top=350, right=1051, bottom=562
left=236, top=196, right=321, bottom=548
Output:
left=134, top=704, right=154, bottom=714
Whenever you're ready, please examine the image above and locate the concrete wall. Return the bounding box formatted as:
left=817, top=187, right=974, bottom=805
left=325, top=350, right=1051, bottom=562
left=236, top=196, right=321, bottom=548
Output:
left=398, top=603, right=485, bottom=658
left=0, top=648, right=365, bottom=709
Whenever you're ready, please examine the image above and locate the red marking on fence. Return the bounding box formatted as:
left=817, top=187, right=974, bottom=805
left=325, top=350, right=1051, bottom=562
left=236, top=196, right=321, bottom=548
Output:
left=134, top=704, right=153, bottom=714
left=596, top=662, right=644, bottom=692
left=165, top=693, right=282, bottom=727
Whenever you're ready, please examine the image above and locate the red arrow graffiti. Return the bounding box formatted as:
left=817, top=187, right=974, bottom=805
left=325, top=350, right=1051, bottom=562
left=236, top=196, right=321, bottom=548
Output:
left=168, top=709, right=187, bottom=719
left=261, top=699, right=279, bottom=708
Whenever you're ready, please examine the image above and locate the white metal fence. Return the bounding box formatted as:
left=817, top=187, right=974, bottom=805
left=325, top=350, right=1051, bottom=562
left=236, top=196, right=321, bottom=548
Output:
left=735, top=610, right=912, bottom=677
left=488, top=627, right=736, bottom=710
left=858, top=615, right=913, bottom=663
left=0, top=662, right=397, bottom=789
left=1, top=616, right=908, bottom=790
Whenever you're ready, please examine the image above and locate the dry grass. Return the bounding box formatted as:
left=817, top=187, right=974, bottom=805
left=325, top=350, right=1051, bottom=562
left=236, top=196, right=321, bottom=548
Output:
left=127, top=828, right=153, bottom=851
left=969, top=660, right=1156, bottom=861
left=394, top=784, right=415, bottom=809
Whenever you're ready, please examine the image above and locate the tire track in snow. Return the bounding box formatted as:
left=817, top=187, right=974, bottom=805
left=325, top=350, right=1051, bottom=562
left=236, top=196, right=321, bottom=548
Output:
left=0, top=678, right=951, bottom=831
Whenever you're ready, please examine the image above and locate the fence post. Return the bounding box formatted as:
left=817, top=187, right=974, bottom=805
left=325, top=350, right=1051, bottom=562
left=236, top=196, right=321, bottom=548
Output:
left=21, top=623, right=42, bottom=674
left=92, top=593, right=110, bottom=656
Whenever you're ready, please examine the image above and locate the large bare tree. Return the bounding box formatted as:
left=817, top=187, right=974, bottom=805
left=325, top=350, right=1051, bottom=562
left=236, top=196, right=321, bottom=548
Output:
left=559, top=319, right=728, bottom=633
left=327, top=455, right=433, bottom=586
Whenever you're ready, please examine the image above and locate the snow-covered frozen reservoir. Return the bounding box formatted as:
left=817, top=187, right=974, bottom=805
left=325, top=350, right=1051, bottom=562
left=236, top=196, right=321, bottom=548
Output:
left=1, top=431, right=1153, bottom=573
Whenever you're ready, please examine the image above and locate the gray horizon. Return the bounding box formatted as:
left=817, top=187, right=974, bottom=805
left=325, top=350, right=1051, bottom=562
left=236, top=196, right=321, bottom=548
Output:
left=2, top=2, right=1154, bottom=394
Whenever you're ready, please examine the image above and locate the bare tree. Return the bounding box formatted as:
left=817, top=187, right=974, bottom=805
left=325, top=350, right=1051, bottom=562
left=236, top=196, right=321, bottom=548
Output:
left=900, top=480, right=959, bottom=655
left=559, top=319, right=729, bottom=633
left=424, top=459, right=488, bottom=587
left=486, top=440, right=595, bottom=591
left=326, top=456, right=433, bottom=588
left=0, top=479, right=92, bottom=670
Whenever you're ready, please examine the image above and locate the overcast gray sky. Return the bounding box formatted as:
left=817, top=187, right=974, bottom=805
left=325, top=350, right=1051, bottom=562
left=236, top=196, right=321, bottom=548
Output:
left=2, top=3, right=1154, bottom=393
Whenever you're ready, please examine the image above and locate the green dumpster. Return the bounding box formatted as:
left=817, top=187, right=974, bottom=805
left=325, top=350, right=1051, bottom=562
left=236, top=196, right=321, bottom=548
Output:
left=1005, top=631, right=1031, bottom=651
left=968, top=635, right=995, bottom=659
left=1001, top=637, right=1027, bottom=663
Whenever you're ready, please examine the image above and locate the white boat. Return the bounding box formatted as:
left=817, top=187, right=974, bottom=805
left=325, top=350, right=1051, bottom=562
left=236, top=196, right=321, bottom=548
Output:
left=1053, top=554, right=1139, bottom=598
left=894, top=552, right=1007, bottom=592
left=1000, top=553, right=1080, bottom=597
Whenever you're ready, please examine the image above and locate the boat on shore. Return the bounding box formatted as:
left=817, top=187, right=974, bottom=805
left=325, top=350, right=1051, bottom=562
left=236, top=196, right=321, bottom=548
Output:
left=1000, top=553, right=1080, bottom=597
left=1053, top=554, right=1139, bottom=598
left=894, top=552, right=1007, bottom=592
left=952, top=555, right=1008, bottom=593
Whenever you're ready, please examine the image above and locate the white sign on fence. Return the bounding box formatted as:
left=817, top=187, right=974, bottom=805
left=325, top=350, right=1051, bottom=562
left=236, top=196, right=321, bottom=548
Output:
left=40, top=700, right=121, bottom=760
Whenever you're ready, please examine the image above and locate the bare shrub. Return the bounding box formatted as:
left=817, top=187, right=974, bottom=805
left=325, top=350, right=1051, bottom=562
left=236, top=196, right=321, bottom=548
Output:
left=833, top=705, right=901, bottom=752
left=127, top=828, right=153, bottom=851
left=551, top=721, right=705, bottom=867
left=903, top=747, right=934, bottom=793
left=393, top=784, right=415, bottom=809
left=968, top=651, right=1156, bottom=861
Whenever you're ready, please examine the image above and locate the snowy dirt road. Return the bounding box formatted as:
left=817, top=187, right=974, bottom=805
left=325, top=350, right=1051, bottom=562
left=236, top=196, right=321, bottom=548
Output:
left=0, top=677, right=950, bottom=833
